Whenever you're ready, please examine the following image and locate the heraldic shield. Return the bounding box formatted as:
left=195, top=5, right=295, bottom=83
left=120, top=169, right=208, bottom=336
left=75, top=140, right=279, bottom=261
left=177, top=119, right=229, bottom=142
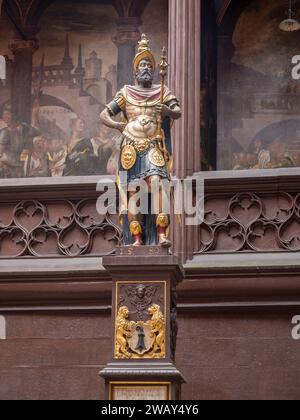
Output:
left=128, top=323, right=155, bottom=356
left=115, top=303, right=166, bottom=360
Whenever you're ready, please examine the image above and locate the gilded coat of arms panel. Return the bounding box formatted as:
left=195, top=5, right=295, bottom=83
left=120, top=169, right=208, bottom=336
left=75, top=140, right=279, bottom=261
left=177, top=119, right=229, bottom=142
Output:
left=115, top=282, right=166, bottom=360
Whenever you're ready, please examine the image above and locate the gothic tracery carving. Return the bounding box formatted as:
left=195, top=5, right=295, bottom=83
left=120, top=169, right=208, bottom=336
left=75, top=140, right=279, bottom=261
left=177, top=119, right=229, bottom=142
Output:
left=196, top=192, right=300, bottom=254
left=0, top=199, right=122, bottom=257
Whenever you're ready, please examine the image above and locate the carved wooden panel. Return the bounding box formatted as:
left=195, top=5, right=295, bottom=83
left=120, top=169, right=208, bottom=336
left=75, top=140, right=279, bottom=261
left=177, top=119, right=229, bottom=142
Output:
left=196, top=192, right=300, bottom=253
left=0, top=199, right=122, bottom=258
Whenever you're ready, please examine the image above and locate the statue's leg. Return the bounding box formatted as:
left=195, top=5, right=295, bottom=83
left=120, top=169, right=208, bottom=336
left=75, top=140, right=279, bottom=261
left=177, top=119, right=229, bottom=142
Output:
left=128, top=190, right=143, bottom=247
left=147, top=175, right=171, bottom=248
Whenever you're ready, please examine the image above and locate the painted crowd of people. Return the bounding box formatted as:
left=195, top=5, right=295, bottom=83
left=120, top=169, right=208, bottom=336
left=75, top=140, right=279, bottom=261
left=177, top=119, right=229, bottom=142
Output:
left=232, top=138, right=298, bottom=171
left=1, top=104, right=299, bottom=178
left=0, top=105, right=120, bottom=179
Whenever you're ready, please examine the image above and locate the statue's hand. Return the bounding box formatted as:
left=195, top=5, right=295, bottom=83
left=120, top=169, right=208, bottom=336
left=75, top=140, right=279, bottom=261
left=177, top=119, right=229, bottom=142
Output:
left=116, top=122, right=127, bottom=133
left=156, top=104, right=170, bottom=118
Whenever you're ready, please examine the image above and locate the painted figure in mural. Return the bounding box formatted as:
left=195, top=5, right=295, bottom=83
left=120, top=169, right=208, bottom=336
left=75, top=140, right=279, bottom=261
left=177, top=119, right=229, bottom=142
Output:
left=106, top=135, right=122, bottom=176
left=48, top=138, right=68, bottom=177
left=91, top=123, right=118, bottom=175
left=100, top=35, right=181, bottom=247
left=267, top=139, right=295, bottom=169
left=0, top=103, right=42, bottom=177
left=233, top=136, right=297, bottom=171
left=24, top=135, right=50, bottom=177
left=64, top=117, right=97, bottom=176
left=0, top=128, right=19, bottom=178
left=0, top=105, right=27, bottom=159
left=0, top=105, right=13, bottom=131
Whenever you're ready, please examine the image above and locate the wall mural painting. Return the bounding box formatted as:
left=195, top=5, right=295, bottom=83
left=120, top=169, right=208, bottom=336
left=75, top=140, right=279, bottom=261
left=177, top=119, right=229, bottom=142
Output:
left=218, top=0, right=300, bottom=171
left=0, top=0, right=168, bottom=178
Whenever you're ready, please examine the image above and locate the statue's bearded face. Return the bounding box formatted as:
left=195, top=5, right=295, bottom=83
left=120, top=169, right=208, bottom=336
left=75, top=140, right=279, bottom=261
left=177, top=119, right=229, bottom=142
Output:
left=136, top=58, right=154, bottom=86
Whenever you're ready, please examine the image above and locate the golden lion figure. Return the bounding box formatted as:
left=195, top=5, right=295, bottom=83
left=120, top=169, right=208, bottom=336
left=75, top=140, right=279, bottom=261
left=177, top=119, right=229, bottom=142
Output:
left=115, top=306, right=135, bottom=359
left=147, top=304, right=166, bottom=358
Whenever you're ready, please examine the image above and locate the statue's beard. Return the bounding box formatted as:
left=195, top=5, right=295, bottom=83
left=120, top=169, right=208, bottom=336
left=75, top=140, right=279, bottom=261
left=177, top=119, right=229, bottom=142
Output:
left=136, top=70, right=153, bottom=86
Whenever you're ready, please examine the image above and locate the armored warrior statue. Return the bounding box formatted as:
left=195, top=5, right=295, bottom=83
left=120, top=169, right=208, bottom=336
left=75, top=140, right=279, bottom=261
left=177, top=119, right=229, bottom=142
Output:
left=100, top=35, right=181, bottom=247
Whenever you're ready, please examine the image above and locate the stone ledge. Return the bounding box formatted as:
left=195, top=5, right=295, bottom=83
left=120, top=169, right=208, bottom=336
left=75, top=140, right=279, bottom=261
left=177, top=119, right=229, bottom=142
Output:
left=1, top=252, right=299, bottom=277
left=186, top=252, right=300, bottom=273
left=0, top=256, right=105, bottom=277
left=1, top=253, right=300, bottom=312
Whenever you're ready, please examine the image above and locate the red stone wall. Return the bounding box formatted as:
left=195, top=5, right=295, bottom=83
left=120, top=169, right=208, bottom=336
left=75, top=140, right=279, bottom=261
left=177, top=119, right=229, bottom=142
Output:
left=1, top=311, right=299, bottom=400
left=178, top=312, right=300, bottom=400
left=0, top=314, right=111, bottom=400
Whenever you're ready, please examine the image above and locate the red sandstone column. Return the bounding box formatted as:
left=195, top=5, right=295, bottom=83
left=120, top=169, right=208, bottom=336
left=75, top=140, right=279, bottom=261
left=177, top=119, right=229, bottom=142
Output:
left=168, top=0, right=201, bottom=261
left=168, top=0, right=201, bottom=178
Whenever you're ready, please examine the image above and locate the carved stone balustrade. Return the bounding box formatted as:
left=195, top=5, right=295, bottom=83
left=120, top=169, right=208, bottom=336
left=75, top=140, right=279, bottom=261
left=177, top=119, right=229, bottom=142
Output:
left=0, top=176, right=122, bottom=259
left=0, top=170, right=300, bottom=260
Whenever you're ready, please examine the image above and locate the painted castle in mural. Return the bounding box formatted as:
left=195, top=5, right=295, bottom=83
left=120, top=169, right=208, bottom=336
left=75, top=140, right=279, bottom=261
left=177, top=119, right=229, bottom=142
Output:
left=31, top=35, right=117, bottom=123
left=1, top=0, right=300, bottom=179
left=0, top=34, right=121, bottom=178
left=0, top=0, right=169, bottom=179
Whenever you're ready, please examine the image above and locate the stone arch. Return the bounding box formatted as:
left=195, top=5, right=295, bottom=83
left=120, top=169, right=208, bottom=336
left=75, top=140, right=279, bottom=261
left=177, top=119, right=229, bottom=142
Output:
left=217, top=0, right=300, bottom=170
left=2, top=0, right=151, bottom=36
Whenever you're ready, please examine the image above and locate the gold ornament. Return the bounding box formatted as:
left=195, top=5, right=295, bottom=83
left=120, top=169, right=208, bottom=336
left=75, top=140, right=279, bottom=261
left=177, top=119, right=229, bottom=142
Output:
left=156, top=213, right=170, bottom=229
left=130, top=221, right=142, bottom=237
left=123, top=130, right=154, bottom=154
left=134, top=138, right=151, bottom=154
left=146, top=304, right=166, bottom=358
left=114, top=304, right=166, bottom=360
left=138, top=34, right=150, bottom=53
left=115, top=306, right=135, bottom=359
left=149, top=148, right=165, bottom=167
left=121, top=144, right=136, bottom=170
left=133, top=34, right=156, bottom=79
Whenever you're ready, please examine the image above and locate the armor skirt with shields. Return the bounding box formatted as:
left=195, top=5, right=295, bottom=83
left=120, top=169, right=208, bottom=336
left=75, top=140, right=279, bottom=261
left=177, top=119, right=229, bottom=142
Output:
left=119, top=135, right=169, bottom=184
left=118, top=135, right=169, bottom=246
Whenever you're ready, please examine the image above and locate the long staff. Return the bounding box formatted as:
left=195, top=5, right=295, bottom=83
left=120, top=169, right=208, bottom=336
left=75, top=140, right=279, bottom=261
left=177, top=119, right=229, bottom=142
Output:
left=156, top=47, right=169, bottom=162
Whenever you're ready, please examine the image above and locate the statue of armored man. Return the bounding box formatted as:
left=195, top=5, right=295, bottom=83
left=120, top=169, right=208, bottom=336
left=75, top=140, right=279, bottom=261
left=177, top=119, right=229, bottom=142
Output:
left=100, top=35, right=181, bottom=247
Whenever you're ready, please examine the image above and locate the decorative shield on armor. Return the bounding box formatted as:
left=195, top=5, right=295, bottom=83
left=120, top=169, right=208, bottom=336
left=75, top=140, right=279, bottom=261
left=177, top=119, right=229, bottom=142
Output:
left=149, top=148, right=165, bottom=167
left=121, top=144, right=137, bottom=170
left=128, top=323, right=154, bottom=356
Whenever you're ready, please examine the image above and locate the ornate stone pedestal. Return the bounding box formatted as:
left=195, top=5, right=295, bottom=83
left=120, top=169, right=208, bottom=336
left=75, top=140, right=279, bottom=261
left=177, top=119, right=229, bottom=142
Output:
left=100, top=246, right=185, bottom=400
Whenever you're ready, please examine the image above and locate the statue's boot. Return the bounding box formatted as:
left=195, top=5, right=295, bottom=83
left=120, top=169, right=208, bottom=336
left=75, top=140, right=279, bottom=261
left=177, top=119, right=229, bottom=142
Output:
left=130, top=221, right=143, bottom=247
left=156, top=214, right=171, bottom=248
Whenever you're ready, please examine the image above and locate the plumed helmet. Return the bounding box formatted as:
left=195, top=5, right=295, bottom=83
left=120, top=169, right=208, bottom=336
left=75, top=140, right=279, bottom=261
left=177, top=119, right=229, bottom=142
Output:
left=133, top=34, right=156, bottom=80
